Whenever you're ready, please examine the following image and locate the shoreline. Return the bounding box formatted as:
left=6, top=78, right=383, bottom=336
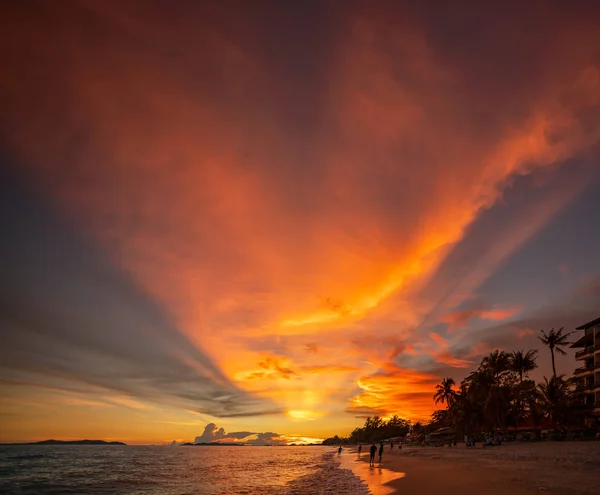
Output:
left=338, top=452, right=404, bottom=495
left=340, top=442, right=600, bottom=495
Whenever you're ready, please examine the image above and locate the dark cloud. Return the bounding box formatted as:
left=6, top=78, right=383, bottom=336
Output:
left=193, top=422, right=285, bottom=445
left=194, top=423, right=253, bottom=443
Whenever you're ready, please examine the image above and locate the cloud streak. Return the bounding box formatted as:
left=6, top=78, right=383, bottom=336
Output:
left=0, top=167, right=280, bottom=420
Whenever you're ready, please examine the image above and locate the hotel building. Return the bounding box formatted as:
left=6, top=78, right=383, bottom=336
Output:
left=570, top=317, right=600, bottom=423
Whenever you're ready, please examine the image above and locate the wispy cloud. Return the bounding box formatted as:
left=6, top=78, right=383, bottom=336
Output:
left=442, top=304, right=522, bottom=332
left=0, top=169, right=280, bottom=420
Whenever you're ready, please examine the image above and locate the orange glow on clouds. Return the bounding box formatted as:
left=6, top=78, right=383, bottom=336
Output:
left=443, top=306, right=522, bottom=332
left=1, top=1, right=600, bottom=442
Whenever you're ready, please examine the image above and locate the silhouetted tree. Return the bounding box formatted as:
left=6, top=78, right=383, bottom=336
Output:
left=433, top=377, right=456, bottom=407
left=481, top=349, right=510, bottom=379
left=538, top=328, right=572, bottom=378
left=509, top=349, right=538, bottom=382
left=537, top=375, right=572, bottom=429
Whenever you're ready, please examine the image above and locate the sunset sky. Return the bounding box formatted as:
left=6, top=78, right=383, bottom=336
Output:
left=1, top=1, right=599, bottom=445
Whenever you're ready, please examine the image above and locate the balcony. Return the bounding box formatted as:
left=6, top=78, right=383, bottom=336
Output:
left=575, top=347, right=595, bottom=359
left=574, top=383, right=594, bottom=393
left=574, top=365, right=594, bottom=375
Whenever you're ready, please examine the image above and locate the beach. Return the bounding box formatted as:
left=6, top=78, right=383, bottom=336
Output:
left=341, top=442, right=600, bottom=495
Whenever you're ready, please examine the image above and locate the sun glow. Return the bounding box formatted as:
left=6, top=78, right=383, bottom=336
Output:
left=287, top=410, right=319, bottom=421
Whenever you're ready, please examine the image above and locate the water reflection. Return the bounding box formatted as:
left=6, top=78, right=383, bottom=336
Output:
left=339, top=454, right=405, bottom=495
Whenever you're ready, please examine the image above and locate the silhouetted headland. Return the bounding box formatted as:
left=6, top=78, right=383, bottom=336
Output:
left=1, top=439, right=126, bottom=446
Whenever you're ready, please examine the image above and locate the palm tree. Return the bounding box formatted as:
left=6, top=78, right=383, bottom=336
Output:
left=522, top=380, right=544, bottom=440
left=481, top=350, right=510, bottom=379
left=508, top=350, right=538, bottom=430
left=430, top=408, right=450, bottom=427
left=449, top=383, right=476, bottom=435
left=433, top=377, right=456, bottom=407
left=537, top=375, right=572, bottom=429
left=509, top=349, right=539, bottom=382
left=538, top=328, right=573, bottom=378
left=467, top=359, right=511, bottom=430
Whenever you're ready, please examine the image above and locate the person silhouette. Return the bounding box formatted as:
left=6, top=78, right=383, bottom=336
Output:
left=378, top=442, right=384, bottom=463
left=369, top=444, right=377, bottom=466
left=358, top=444, right=362, bottom=456
left=338, top=446, right=342, bottom=456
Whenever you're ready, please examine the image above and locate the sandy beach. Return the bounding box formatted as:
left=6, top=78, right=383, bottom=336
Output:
left=342, top=442, right=600, bottom=495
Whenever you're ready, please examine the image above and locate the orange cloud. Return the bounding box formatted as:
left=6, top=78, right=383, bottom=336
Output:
left=427, top=332, right=474, bottom=368
left=434, top=350, right=474, bottom=369
left=443, top=305, right=522, bottom=332
left=348, top=370, right=439, bottom=421
left=467, top=342, right=497, bottom=359
left=517, top=328, right=537, bottom=340
left=300, top=365, right=360, bottom=374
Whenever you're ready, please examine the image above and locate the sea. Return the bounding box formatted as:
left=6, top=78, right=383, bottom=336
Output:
left=0, top=445, right=374, bottom=494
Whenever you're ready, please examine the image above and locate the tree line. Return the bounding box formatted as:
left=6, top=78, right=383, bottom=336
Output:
left=322, top=415, right=411, bottom=445
left=323, top=327, right=593, bottom=445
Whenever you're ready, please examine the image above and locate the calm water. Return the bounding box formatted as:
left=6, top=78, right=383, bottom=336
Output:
left=0, top=445, right=371, bottom=494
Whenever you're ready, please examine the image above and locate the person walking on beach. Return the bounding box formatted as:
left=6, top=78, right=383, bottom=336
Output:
left=390, top=440, right=394, bottom=452
left=378, top=442, right=384, bottom=463
left=338, top=446, right=342, bottom=456
left=369, top=444, right=377, bottom=466
left=358, top=444, right=362, bottom=456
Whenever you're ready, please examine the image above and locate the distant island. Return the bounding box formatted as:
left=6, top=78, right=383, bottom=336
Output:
left=0, top=439, right=126, bottom=446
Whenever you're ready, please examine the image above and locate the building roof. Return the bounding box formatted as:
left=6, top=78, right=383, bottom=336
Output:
left=429, top=427, right=455, bottom=435
left=575, top=316, right=600, bottom=330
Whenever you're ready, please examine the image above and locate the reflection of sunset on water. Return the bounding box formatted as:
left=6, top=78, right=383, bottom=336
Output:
left=340, top=454, right=406, bottom=495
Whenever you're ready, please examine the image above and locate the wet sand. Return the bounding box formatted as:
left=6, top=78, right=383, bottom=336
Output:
left=342, top=442, right=600, bottom=495
left=338, top=454, right=404, bottom=495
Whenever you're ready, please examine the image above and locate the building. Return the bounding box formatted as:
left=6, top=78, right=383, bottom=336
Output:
left=570, top=316, right=600, bottom=423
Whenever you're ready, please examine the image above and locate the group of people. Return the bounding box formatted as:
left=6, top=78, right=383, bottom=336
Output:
left=338, top=439, right=402, bottom=466
left=356, top=442, right=385, bottom=466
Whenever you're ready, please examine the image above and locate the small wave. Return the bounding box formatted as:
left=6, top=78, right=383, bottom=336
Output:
left=284, top=453, right=370, bottom=495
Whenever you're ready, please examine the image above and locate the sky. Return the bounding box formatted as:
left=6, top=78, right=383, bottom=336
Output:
left=1, top=1, right=599, bottom=445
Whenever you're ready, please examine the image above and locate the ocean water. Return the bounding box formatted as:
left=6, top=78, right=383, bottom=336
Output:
left=0, top=445, right=372, bottom=494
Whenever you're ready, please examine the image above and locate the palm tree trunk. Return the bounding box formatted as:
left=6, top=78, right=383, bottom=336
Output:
left=550, top=348, right=556, bottom=378
left=516, top=373, right=523, bottom=429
